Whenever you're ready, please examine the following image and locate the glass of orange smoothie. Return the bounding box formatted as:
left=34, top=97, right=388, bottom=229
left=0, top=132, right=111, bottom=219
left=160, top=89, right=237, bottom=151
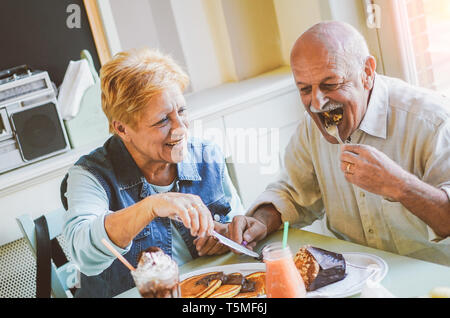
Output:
left=262, top=242, right=306, bottom=298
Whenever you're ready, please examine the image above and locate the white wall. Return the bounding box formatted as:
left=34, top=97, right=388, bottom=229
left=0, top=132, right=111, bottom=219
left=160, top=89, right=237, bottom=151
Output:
left=106, top=0, right=233, bottom=92
left=102, top=0, right=381, bottom=88
left=109, top=0, right=159, bottom=51
left=103, top=0, right=288, bottom=91
left=220, top=0, right=284, bottom=80
left=171, top=0, right=232, bottom=91
left=201, top=0, right=238, bottom=83
left=273, top=0, right=325, bottom=65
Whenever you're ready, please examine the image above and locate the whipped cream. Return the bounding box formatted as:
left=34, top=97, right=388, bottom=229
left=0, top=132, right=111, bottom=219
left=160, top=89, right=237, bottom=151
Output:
left=133, top=250, right=178, bottom=286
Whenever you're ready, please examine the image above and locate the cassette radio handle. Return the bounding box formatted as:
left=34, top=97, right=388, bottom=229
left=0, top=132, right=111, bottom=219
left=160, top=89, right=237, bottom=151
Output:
left=0, top=65, right=31, bottom=81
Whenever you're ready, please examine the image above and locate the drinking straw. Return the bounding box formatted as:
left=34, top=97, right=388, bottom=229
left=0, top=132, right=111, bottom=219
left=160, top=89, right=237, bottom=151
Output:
left=101, top=238, right=135, bottom=271
left=282, top=221, right=289, bottom=249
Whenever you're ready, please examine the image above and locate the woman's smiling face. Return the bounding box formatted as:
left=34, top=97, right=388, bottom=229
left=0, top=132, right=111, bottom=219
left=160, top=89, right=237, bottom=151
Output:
left=291, top=38, right=373, bottom=144
left=119, top=84, right=190, bottom=164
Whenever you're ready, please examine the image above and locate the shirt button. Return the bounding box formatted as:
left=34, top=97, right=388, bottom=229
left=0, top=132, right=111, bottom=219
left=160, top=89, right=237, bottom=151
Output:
left=368, top=228, right=374, bottom=234
left=360, top=192, right=365, bottom=198
left=214, top=214, right=221, bottom=222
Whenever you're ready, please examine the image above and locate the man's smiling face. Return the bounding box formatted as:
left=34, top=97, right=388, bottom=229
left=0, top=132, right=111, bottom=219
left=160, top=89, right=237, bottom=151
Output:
left=291, top=38, right=371, bottom=144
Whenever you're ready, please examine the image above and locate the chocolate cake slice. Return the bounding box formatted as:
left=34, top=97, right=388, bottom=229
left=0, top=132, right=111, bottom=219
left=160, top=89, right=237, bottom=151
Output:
left=294, top=246, right=346, bottom=291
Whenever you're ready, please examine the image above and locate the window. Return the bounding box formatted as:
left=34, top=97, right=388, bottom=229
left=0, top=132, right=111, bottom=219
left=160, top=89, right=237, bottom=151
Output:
left=375, top=0, right=450, bottom=95
left=410, top=0, right=450, bottom=95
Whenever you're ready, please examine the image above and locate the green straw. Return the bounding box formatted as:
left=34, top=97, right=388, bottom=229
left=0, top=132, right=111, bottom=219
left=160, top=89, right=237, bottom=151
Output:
left=282, top=221, right=289, bottom=249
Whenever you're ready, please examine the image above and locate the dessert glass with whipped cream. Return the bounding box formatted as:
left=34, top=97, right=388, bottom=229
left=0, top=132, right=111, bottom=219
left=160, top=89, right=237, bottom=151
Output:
left=131, top=247, right=180, bottom=298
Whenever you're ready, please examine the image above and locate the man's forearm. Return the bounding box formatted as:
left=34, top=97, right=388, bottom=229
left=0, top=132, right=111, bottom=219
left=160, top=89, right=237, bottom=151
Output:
left=395, top=173, right=450, bottom=238
left=253, top=204, right=283, bottom=236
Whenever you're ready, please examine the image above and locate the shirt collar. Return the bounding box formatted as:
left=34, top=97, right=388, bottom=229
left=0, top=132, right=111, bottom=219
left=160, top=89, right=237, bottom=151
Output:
left=358, top=73, right=389, bottom=139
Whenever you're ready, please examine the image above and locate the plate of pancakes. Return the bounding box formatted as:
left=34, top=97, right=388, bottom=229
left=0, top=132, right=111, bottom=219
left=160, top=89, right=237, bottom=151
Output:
left=179, top=251, right=388, bottom=298
left=179, top=263, right=266, bottom=298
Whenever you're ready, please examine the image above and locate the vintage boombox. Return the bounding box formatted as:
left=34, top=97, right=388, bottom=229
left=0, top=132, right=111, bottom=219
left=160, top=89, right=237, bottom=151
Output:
left=0, top=65, right=70, bottom=174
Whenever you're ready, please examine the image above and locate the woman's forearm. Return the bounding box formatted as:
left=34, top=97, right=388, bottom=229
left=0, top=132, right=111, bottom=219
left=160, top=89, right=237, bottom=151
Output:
left=104, top=197, right=155, bottom=248
left=105, top=192, right=215, bottom=248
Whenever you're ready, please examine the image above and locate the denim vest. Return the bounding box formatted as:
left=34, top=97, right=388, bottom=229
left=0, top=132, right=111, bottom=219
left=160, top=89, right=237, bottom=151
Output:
left=60, top=135, right=231, bottom=297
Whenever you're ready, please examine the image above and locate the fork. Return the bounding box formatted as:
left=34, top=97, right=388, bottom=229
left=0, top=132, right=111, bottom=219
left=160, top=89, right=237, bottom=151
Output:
left=325, top=124, right=345, bottom=145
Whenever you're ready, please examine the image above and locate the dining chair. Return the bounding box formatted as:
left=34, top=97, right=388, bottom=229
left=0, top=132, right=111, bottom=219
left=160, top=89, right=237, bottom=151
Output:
left=16, top=207, right=78, bottom=298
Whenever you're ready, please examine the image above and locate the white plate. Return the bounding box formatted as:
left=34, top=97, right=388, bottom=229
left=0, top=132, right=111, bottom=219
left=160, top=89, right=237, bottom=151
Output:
left=307, top=252, right=389, bottom=298
left=179, top=252, right=388, bottom=298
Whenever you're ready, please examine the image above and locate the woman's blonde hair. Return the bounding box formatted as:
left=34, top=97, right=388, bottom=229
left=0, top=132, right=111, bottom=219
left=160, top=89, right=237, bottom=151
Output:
left=100, top=48, right=189, bottom=133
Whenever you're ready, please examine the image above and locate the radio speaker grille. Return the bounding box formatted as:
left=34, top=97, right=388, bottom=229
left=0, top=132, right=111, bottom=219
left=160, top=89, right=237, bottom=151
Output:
left=11, top=103, right=68, bottom=161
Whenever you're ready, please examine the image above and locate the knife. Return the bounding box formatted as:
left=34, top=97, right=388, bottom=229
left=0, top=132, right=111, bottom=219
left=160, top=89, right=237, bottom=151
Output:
left=212, top=230, right=261, bottom=259
left=169, top=214, right=262, bottom=259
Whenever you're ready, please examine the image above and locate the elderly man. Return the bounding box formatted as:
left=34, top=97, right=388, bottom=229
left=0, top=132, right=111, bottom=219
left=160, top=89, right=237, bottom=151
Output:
left=229, top=21, right=450, bottom=266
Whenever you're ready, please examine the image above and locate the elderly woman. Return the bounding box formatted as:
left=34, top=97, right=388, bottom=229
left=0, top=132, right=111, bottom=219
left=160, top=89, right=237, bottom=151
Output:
left=61, top=48, right=243, bottom=297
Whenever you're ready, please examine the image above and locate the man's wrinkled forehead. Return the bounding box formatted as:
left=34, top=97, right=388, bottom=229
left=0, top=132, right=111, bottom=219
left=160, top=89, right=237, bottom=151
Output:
left=291, top=47, right=349, bottom=83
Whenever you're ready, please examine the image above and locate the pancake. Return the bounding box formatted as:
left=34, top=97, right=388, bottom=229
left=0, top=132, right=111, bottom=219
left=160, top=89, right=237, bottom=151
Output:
left=180, top=272, right=222, bottom=298
left=208, top=273, right=243, bottom=298
left=234, top=272, right=266, bottom=298
left=197, top=279, right=222, bottom=298
left=209, top=284, right=242, bottom=298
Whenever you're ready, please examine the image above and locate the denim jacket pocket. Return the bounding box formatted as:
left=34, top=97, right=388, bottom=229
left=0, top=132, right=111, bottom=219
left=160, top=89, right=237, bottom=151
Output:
left=134, top=225, right=151, bottom=240
left=206, top=196, right=231, bottom=223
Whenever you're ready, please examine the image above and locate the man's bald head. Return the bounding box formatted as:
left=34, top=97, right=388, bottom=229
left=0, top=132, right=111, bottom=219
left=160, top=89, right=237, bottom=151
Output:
left=290, top=21, right=371, bottom=75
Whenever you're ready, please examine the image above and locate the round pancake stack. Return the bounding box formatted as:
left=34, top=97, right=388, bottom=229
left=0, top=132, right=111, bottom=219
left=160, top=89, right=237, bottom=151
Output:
left=180, top=271, right=266, bottom=298
left=234, top=272, right=265, bottom=298
left=209, top=273, right=242, bottom=298
left=209, top=285, right=242, bottom=298
left=179, top=271, right=223, bottom=298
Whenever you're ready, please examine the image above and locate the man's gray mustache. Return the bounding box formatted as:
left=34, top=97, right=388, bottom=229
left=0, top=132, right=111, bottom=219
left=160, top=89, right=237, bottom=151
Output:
left=309, top=102, right=344, bottom=113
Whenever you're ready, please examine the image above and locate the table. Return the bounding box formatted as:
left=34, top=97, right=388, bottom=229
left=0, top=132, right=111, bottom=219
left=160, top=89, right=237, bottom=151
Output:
left=117, top=228, right=450, bottom=298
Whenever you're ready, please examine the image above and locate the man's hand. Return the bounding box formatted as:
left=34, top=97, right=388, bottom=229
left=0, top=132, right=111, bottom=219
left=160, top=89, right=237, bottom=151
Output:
left=340, top=144, right=408, bottom=200
left=340, top=143, right=450, bottom=237
left=228, top=204, right=282, bottom=253
left=228, top=216, right=268, bottom=251
left=194, top=222, right=230, bottom=256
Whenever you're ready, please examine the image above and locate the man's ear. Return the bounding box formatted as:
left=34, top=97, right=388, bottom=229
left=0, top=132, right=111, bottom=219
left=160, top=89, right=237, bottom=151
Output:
left=112, top=120, right=131, bottom=142
left=363, top=55, right=377, bottom=89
